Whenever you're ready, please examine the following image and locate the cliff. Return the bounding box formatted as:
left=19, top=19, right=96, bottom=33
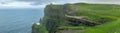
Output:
left=32, top=3, right=119, bottom=33
left=32, top=23, right=48, bottom=33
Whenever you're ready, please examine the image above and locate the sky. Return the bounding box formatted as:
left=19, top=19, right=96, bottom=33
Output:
left=0, top=0, right=120, bottom=9
left=0, top=0, right=44, bottom=9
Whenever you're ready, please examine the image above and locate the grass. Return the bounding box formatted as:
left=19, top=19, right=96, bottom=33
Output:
left=58, top=26, right=86, bottom=30
left=57, top=26, right=86, bottom=33
left=43, top=3, right=120, bottom=33
left=69, top=3, right=120, bottom=33
left=84, top=19, right=120, bottom=33
left=32, top=24, right=48, bottom=33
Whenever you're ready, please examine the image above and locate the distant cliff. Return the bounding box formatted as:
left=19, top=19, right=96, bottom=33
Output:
left=32, top=3, right=117, bottom=33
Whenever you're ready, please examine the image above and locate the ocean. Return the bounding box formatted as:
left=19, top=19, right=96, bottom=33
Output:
left=0, top=8, right=44, bottom=33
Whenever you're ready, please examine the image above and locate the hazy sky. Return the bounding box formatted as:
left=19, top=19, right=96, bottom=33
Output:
left=39, top=0, right=120, bottom=4
left=0, top=0, right=120, bottom=8
left=0, top=0, right=43, bottom=8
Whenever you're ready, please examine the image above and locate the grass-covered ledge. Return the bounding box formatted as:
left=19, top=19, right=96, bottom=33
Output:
left=32, top=23, right=48, bottom=33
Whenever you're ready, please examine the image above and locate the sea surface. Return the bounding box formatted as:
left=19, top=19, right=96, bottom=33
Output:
left=0, top=8, right=44, bottom=33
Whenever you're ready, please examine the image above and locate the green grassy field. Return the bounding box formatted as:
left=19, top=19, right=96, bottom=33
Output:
left=69, top=4, right=120, bottom=33
left=42, top=3, right=120, bottom=33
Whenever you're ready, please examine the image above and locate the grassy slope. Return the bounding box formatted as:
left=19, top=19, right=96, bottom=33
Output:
left=85, top=19, right=120, bottom=33
left=70, top=4, right=120, bottom=33
left=32, top=24, right=48, bottom=33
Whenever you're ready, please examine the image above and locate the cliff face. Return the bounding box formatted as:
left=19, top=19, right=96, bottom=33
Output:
left=32, top=4, right=98, bottom=33
left=32, top=24, right=48, bottom=33
left=43, top=4, right=66, bottom=33
left=32, top=3, right=116, bottom=33
left=32, top=4, right=67, bottom=33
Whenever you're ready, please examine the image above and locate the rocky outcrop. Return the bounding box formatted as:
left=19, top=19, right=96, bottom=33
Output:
left=42, top=4, right=100, bottom=33
left=65, top=15, right=99, bottom=26
left=43, top=4, right=66, bottom=33
left=56, top=30, right=84, bottom=33
left=32, top=3, right=111, bottom=33
left=32, top=23, right=48, bottom=33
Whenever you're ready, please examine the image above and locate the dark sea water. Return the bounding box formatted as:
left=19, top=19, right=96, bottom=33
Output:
left=0, top=8, right=44, bottom=33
